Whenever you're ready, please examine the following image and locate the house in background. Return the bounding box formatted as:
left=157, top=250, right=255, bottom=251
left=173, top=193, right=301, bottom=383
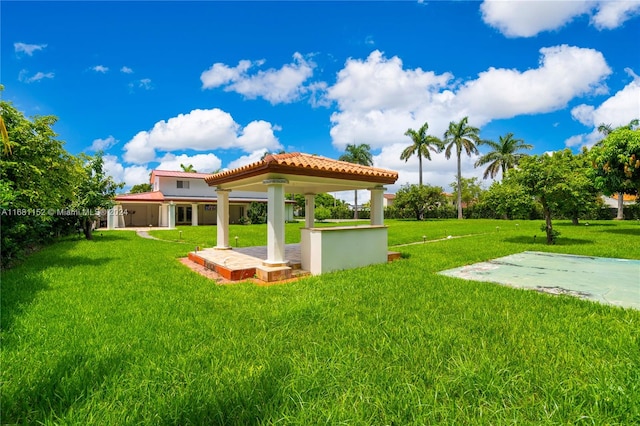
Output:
left=383, top=193, right=395, bottom=208
left=108, top=170, right=294, bottom=229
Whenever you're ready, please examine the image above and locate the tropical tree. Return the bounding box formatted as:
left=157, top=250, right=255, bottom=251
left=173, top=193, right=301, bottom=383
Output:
left=1, top=99, right=80, bottom=265
left=475, top=133, right=532, bottom=180
left=400, top=122, right=443, bottom=186
left=511, top=150, right=598, bottom=244
left=73, top=152, right=124, bottom=240
left=449, top=176, right=484, bottom=209
left=443, top=116, right=482, bottom=219
left=130, top=183, right=153, bottom=193
left=180, top=163, right=196, bottom=172
left=596, top=120, right=639, bottom=219
left=590, top=127, right=640, bottom=219
left=394, top=183, right=446, bottom=221
left=339, top=143, right=373, bottom=219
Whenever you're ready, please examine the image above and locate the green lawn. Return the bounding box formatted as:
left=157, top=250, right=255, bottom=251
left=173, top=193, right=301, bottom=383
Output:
left=2, top=219, right=639, bottom=424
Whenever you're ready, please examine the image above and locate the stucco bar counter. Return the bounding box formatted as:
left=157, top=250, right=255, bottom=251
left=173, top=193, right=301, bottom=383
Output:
left=301, top=225, right=388, bottom=275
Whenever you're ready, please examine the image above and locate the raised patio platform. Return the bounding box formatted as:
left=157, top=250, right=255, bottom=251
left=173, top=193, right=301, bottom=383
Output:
left=187, top=244, right=401, bottom=283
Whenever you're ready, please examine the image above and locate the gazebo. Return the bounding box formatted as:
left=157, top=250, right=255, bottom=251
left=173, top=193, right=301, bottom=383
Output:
left=190, top=152, right=399, bottom=282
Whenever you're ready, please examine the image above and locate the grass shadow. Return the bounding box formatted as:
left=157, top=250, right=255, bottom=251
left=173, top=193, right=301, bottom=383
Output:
left=503, top=236, right=595, bottom=246
left=554, top=222, right=616, bottom=228
left=600, top=228, right=640, bottom=236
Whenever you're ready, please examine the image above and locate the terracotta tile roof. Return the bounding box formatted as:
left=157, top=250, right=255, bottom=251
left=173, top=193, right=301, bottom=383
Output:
left=115, top=191, right=165, bottom=202
left=613, top=193, right=638, bottom=202
left=150, top=170, right=213, bottom=182
left=205, top=152, right=398, bottom=186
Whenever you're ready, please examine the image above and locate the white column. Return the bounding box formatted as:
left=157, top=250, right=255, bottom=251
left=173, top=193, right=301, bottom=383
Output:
left=264, top=179, right=288, bottom=265
left=304, top=193, right=315, bottom=228
left=215, top=189, right=231, bottom=249
left=158, top=205, right=163, bottom=227
left=369, top=186, right=386, bottom=226
left=107, top=207, right=116, bottom=229
left=191, top=203, right=198, bottom=226
left=168, top=202, right=176, bottom=229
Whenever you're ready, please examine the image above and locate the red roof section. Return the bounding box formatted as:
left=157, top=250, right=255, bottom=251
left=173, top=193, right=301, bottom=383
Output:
left=150, top=170, right=213, bottom=183
left=115, top=191, right=165, bottom=202
left=205, top=152, right=398, bottom=186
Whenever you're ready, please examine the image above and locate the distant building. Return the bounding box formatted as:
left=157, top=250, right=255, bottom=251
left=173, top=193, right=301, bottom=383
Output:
left=108, top=170, right=294, bottom=228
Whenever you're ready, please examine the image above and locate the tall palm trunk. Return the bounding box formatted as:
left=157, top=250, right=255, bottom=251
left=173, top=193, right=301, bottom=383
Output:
left=456, top=151, right=463, bottom=219
left=418, top=154, right=423, bottom=186
left=354, top=190, right=358, bottom=220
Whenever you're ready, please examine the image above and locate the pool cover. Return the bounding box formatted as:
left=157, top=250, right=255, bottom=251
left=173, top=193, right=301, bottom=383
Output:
left=438, top=251, right=640, bottom=310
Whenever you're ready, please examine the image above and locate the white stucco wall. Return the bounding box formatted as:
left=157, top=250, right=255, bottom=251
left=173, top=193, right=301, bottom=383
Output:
left=301, top=226, right=388, bottom=275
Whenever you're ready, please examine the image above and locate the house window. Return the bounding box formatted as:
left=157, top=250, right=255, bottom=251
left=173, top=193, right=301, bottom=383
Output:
left=177, top=180, right=190, bottom=189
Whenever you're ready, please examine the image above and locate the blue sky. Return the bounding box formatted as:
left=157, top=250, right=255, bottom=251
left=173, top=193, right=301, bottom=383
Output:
left=3, top=1, right=639, bottom=201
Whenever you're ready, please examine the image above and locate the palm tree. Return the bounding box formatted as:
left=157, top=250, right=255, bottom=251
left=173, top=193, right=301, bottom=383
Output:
left=400, top=122, right=443, bottom=186
left=180, top=163, right=196, bottom=172
left=339, top=143, right=373, bottom=219
left=475, top=133, right=532, bottom=180
left=443, top=117, right=481, bottom=219
left=596, top=119, right=639, bottom=219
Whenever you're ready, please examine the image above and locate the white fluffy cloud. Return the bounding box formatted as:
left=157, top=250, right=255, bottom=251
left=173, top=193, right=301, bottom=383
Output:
left=120, top=66, right=134, bottom=74
left=123, top=108, right=281, bottom=164
left=323, top=47, right=613, bottom=189
left=18, top=70, right=54, bottom=83
left=326, top=47, right=610, bottom=152
left=103, top=155, right=153, bottom=188
left=454, top=45, right=611, bottom=123
left=326, top=50, right=453, bottom=148
left=89, top=135, right=118, bottom=151
left=156, top=153, right=223, bottom=174
left=14, top=42, right=47, bottom=56
left=92, top=65, right=109, bottom=73
left=566, top=76, right=640, bottom=149
left=481, top=0, right=640, bottom=37
left=571, top=78, right=640, bottom=128
left=201, top=52, right=315, bottom=104
left=226, top=149, right=269, bottom=170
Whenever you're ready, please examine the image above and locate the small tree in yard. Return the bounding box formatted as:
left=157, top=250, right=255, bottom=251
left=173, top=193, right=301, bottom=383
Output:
left=247, top=202, right=267, bottom=224
left=511, top=150, right=597, bottom=244
left=394, top=184, right=446, bottom=221
left=74, top=152, right=123, bottom=240
left=589, top=128, right=640, bottom=219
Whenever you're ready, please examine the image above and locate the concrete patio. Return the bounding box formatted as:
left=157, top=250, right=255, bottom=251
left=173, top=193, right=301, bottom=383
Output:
left=188, top=243, right=401, bottom=283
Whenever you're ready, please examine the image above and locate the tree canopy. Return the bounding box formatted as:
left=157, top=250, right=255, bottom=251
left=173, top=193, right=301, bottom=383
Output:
left=475, top=133, right=532, bottom=180
left=510, top=150, right=599, bottom=243
left=401, top=122, right=443, bottom=186
left=589, top=128, right=640, bottom=199
left=394, top=184, right=446, bottom=221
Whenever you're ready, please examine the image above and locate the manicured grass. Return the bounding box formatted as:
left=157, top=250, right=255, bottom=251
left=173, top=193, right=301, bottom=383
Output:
left=2, top=220, right=639, bottom=424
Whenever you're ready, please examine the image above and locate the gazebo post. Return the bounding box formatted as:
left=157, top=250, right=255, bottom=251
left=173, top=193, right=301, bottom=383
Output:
left=264, top=179, right=289, bottom=265
left=215, top=188, right=231, bottom=249
left=304, top=193, right=315, bottom=228
left=369, top=186, right=386, bottom=226
left=168, top=201, right=176, bottom=229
